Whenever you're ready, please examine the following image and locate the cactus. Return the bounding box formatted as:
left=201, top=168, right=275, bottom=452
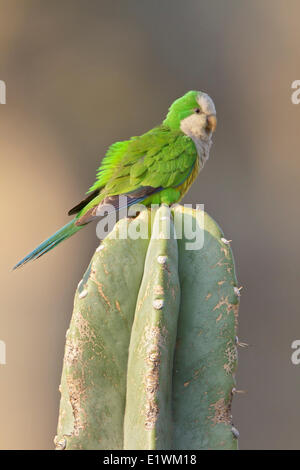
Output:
left=55, top=205, right=240, bottom=450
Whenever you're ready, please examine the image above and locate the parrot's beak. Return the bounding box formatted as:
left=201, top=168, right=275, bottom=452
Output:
left=206, top=114, right=217, bottom=133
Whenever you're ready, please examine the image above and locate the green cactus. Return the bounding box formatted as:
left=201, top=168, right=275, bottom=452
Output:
left=55, top=205, right=240, bottom=450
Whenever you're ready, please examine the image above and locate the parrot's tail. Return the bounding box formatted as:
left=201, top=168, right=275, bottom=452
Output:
left=13, top=218, right=82, bottom=270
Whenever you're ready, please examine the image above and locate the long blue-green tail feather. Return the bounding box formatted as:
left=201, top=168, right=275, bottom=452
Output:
left=13, top=218, right=82, bottom=270
left=12, top=188, right=160, bottom=270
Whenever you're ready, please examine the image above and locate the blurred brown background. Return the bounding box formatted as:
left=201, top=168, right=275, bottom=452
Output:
left=0, top=0, right=299, bottom=450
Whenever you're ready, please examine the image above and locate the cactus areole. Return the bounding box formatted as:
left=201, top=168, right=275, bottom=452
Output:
left=55, top=205, right=240, bottom=450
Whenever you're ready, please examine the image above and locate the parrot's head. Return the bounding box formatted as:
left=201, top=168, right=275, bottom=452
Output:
left=163, top=90, right=217, bottom=142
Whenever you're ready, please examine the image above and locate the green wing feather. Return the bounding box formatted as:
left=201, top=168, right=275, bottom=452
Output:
left=88, top=140, right=130, bottom=192
left=84, top=126, right=197, bottom=213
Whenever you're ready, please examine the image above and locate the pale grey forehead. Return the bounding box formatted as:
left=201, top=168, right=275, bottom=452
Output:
left=197, top=92, right=216, bottom=115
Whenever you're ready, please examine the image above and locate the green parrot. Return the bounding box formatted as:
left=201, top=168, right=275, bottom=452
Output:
left=14, top=90, right=216, bottom=269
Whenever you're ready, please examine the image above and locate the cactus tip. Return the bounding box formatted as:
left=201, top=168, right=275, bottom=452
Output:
left=235, top=336, right=249, bottom=348
left=78, top=289, right=88, bottom=299
left=232, top=387, right=246, bottom=395
left=234, top=286, right=243, bottom=297
left=153, top=299, right=164, bottom=310
left=54, top=436, right=66, bottom=450
left=221, top=237, right=232, bottom=245
left=231, top=426, right=240, bottom=439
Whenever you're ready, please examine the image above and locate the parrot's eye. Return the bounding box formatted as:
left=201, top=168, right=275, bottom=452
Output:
left=194, top=108, right=201, bottom=114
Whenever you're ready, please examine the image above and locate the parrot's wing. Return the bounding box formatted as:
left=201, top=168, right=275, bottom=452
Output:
left=73, top=127, right=197, bottom=225
left=88, top=140, right=131, bottom=193
left=134, top=131, right=197, bottom=188
left=102, top=127, right=197, bottom=193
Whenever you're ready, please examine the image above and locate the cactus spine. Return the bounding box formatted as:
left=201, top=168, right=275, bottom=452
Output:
left=55, top=205, right=240, bottom=450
